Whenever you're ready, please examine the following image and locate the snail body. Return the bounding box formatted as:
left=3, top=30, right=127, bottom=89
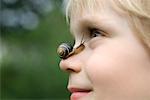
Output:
left=74, top=44, right=85, bottom=54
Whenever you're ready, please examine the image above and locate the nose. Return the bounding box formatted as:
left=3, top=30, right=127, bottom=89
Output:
left=59, top=55, right=83, bottom=73
left=59, top=40, right=86, bottom=73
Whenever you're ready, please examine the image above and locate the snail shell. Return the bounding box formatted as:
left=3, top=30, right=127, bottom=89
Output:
left=57, top=43, right=73, bottom=59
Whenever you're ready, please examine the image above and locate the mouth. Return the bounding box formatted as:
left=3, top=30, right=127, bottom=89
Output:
left=68, top=87, right=92, bottom=100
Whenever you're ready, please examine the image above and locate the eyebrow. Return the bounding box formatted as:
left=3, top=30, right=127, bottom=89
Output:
left=70, top=14, right=115, bottom=36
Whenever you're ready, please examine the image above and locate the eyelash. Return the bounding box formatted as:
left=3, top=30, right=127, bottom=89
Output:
left=72, top=28, right=107, bottom=46
left=89, top=28, right=106, bottom=38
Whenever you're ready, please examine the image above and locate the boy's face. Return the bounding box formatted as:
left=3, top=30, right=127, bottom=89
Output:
left=60, top=0, right=150, bottom=100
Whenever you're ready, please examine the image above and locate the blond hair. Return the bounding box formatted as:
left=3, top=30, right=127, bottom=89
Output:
left=66, top=0, right=150, bottom=49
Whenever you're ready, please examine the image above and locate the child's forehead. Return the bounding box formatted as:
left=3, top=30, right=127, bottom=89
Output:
left=67, top=0, right=118, bottom=20
left=67, top=0, right=129, bottom=35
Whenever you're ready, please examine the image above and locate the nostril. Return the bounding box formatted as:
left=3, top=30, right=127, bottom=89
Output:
left=59, top=60, right=74, bottom=72
left=66, top=68, right=75, bottom=72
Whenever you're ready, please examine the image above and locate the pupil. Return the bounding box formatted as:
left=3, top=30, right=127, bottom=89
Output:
left=91, top=29, right=100, bottom=37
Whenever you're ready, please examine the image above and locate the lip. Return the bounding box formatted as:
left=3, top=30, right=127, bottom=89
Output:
left=68, top=87, right=92, bottom=100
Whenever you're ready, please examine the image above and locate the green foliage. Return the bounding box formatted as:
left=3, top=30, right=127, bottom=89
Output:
left=0, top=2, right=72, bottom=100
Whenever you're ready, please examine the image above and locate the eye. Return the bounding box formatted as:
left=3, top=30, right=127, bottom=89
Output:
left=89, top=28, right=106, bottom=38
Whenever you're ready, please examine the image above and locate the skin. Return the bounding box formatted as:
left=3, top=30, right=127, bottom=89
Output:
left=59, top=0, right=150, bottom=100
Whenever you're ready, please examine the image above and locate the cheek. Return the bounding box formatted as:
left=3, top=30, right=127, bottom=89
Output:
left=86, top=48, right=125, bottom=88
left=85, top=40, right=150, bottom=97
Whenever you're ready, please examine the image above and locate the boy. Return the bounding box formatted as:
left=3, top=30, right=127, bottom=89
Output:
left=58, top=0, right=150, bottom=100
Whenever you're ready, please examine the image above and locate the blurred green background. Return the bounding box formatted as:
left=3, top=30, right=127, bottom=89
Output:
left=0, top=0, right=73, bottom=100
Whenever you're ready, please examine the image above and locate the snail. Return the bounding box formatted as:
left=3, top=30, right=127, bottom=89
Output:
left=57, top=35, right=85, bottom=59
left=57, top=43, right=73, bottom=59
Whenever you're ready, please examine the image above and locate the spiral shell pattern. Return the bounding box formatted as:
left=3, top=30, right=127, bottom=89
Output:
left=57, top=43, right=73, bottom=59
